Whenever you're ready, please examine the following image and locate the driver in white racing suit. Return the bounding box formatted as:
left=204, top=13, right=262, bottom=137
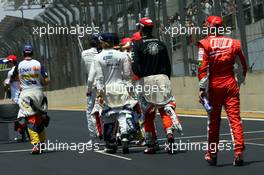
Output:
left=82, top=35, right=103, bottom=143
left=3, top=55, right=29, bottom=141
left=87, top=33, right=136, bottom=154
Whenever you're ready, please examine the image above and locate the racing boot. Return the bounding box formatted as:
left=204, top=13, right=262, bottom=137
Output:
left=144, top=146, right=156, bottom=154
left=104, top=142, right=118, bottom=154
left=31, top=144, right=42, bottom=155
left=121, top=134, right=130, bottom=154
left=204, top=152, right=217, bottom=166
left=233, top=153, right=244, bottom=166
left=116, top=132, right=122, bottom=146
left=167, top=133, right=175, bottom=154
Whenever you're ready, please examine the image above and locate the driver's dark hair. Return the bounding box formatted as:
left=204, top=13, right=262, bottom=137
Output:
left=89, top=38, right=98, bottom=48
left=23, top=52, right=33, bottom=57
left=141, top=26, right=153, bottom=36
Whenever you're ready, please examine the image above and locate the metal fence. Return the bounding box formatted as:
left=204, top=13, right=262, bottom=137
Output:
left=0, top=0, right=264, bottom=100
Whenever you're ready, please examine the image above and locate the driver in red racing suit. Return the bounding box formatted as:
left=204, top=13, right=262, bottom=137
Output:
left=198, top=16, right=247, bottom=166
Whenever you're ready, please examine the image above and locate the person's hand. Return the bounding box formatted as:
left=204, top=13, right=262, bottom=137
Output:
left=199, top=90, right=206, bottom=104
left=96, top=96, right=104, bottom=105
left=86, top=90, right=92, bottom=97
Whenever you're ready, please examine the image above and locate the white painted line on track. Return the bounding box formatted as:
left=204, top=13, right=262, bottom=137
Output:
left=0, top=148, right=59, bottom=154
left=245, top=142, right=264, bottom=147
left=0, top=149, right=32, bottom=154
left=157, top=130, right=264, bottom=141
left=95, top=150, right=132, bottom=161
left=49, top=109, right=264, bottom=121
left=180, top=114, right=264, bottom=121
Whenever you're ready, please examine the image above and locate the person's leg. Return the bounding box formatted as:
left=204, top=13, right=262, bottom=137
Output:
left=144, top=108, right=156, bottom=146
left=102, top=113, right=117, bottom=153
left=158, top=107, right=174, bottom=154
left=27, top=114, right=45, bottom=154
left=204, top=87, right=225, bottom=165
left=94, top=112, right=103, bottom=139
left=117, top=112, right=134, bottom=154
left=161, top=101, right=183, bottom=135
left=14, top=117, right=28, bottom=142
left=86, top=89, right=96, bottom=140
left=224, top=82, right=245, bottom=166
left=39, top=129, right=46, bottom=143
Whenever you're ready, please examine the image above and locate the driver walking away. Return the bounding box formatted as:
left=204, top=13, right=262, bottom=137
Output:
left=198, top=16, right=247, bottom=166
left=131, top=17, right=183, bottom=154
left=17, top=43, right=50, bottom=154
left=88, top=33, right=137, bottom=154
left=3, top=55, right=29, bottom=141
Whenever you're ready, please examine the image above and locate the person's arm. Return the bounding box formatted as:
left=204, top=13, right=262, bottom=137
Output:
left=234, top=40, right=248, bottom=87
left=131, top=42, right=141, bottom=77
left=41, top=65, right=50, bottom=86
left=87, top=59, right=97, bottom=95
left=236, top=40, right=247, bottom=77
left=11, top=66, right=18, bottom=82
left=163, top=44, right=172, bottom=79
left=122, top=54, right=132, bottom=81
left=87, top=59, right=104, bottom=96
left=4, top=70, right=11, bottom=86
left=197, top=42, right=209, bottom=99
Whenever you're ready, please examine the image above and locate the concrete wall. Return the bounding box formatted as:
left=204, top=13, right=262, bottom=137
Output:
left=45, top=86, right=87, bottom=108
left=171, top=72, right=264, bottom=112
left=45, top=72, right=264, bottom=112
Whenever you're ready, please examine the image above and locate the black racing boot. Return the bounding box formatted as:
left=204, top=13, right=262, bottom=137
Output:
left=144, top=146, right=156, bottom=154
left=233, top=153, right=244, bottom=166
left=104, top=143, right=118, bottom=154
left=121, top=134, right=130, bottom=154
left=204, top=152, right=217, bottom=166
left=167, top=133, right=175, bottom=154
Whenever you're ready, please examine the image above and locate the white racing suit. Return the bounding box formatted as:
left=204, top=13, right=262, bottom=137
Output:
left=82, top=47, right=102, bottom=140
left=89, top=49, right=136, bottom=152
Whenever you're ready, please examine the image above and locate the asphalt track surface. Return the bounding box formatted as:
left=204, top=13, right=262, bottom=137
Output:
left=0, top=110, right=264, bottom=175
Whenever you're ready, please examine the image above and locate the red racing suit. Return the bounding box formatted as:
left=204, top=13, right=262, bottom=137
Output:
left=198, top=35, right=247, bottom=155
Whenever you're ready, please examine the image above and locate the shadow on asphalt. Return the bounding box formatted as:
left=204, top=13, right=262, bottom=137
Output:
left=217, top=160, right=264, bottom=167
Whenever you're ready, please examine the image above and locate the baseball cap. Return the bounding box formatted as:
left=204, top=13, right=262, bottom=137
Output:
left=3, top=55, right=17, bottom=63
left=23, top=43, right=33, bottom=53
left=131, top=32, right=142, bottom=41
left=206, top=16, right=223, bottom=27
left=136, top=17, right=154, bottom=28
left=98, top=32, right=114, bottom=43
left=120, top=38, right=132, bottom=46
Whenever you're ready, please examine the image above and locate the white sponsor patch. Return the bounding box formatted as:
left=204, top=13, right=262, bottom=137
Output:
left=198, top=48, right=204, bottom=60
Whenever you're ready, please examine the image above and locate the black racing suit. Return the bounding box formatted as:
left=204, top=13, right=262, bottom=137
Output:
left=131, top=35, right=182, bottom=148
left=131, top=35, right=171, bottom=79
